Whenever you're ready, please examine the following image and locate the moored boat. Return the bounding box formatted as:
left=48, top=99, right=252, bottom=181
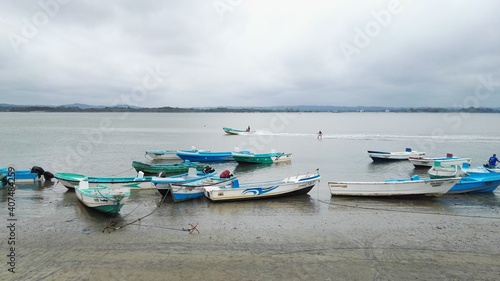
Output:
left=132, top=160, right=205, bottom=175
left=0, top=166, right=54, bottom=187
left=204, top=169, right=320, bottom=202
left=409, top=154, right=471, bottom=168
left=54, top=171, right=154, bottom=190
left=151, top=166, right=217, bottom=196
left=145, top=149, right=181, bottom=160
left=176, top=149, right=245, bottom=162
left=448, top=171, right=500, bottom=194
left=75, top=180, right=130, bottom=214
left=368, top=148, right=425, bottom=162
left=170, top=170, right=236, bottom=202
left=329, top=176, right=460, bottom=197
left=232, top=151, right=292, bottom=164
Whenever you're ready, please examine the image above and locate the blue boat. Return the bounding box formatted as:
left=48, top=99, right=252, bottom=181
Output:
left=176, top=149, right=248, bottom=162
left=151, top=166, right=217, bottom=196
left=169, top=170, right=236, bottom=202
left=1, top=166, right=53, bottom=188
left=448, top=171, right=500, bottom=194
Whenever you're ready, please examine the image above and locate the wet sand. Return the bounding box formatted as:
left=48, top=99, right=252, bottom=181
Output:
left=3, top=184, right=500, bottom=281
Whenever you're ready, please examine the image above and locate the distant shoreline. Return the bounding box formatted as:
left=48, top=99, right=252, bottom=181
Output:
left=1, top=105, right=499, bottom=113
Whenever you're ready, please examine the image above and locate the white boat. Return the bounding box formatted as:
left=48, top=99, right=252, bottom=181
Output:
left=409, top=154, right=471, bottom=168
left=223, top=127, right=255, bottom=135
left=169, top=170, right=236, bottom=202
left=368, top=148, right=425, bottom=162
left=145, top=149, right=181, bottom=160
left=151, top=167, right=217, bottom=196
left=75, top=180, right=130, bottom=214
left=204, top=170, right=320, bottom=202
left=328, top=176, right=460, bottom=197
left=54, top=171, right=154, bottom=190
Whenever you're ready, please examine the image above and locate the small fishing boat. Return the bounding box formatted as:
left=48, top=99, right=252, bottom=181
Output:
left=176, top=149, right=245, bottom=162
left=329, top=176, right=459, bottom=197
left=151, top=166, right=217, bottom=196
left=204, top=169, right=320, bottom=202
left=223, top=127, right=255, bottom=135
left=448, top=171, right=500, bottom=194
left=145, top=149, right=181, bottom=160
left=427, top=161, right=466, bottom=179
left=368, top=148, right=425, bottom=162
left=54, top=171, right=154, bottom=189
left=0, top=166, right=54, bottom=187
left=132, top=160, right=206, bottom=175
left=75, top=180, right=130, bottom=214
left=170, top=170, right=236, bottom=202
left=409, top=154, right=471, bottom=168
left=232, top=151, right=292, bottom=164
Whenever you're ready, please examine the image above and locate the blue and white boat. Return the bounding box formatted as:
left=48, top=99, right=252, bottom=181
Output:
left=75, top=180, right=130, bottom=214
left=448, top=171, right=500, bottom=194
left=409, top=153, right=471, bottom=168
left=368, top=148, right=425, bottom=162
left=54, top=171, right=154, bottom=190
left=169, top=170, right=236, bottom=202
left=151, top=167, right=217, bottom=196
left=205, top=170, right=320, bottom=202
left=176, top=148, right=248, bottom=162
left=1, top=166, right=53, bottom=188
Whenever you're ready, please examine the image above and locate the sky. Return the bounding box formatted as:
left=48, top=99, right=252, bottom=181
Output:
left=1, top=0, right=500, bottom=108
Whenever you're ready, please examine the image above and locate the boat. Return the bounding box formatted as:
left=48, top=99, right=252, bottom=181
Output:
left=176, top=149, right=245, bottom=162
left=145, top=149, right=181, bottom=160
left=169, top=170, right=237, bottom=202
left=427, top=161, right=467, bottom=179
left=132, top=160, right=206, bottom=175
left=223, top=127, right=255, bottom=135
left=74, top=180, right=130, bottom=214
left=367, top=148, right=425, bottom=162
left=204, top=169, right=320, bottom=202
left=0, top=166, right=54, bottom=187
left=447, top=171, right=500, bottom=194
left=54, top=171, right=154, bottom=190
left=231, top=151, right=292, bottom=164
left=328, top=176, right=460, bottom=197
left=151, top=166, right=217, bottom=196
left=409, top=154, right=471, bottom=168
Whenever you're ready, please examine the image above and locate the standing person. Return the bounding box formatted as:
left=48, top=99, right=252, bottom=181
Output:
left=488, top=154, right=499, bottom=168
left=317, top=131, right=323, bottom=140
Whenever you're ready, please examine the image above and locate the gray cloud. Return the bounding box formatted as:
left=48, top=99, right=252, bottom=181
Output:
left=1, top=0, right=499, bottom=108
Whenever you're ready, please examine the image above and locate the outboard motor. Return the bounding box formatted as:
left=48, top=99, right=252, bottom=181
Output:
left=203, top=165, right=215, bottom=174
left=158, top=171, right=168, bottom=178
left=219, top=170, right=232, bottom=178
left=0, top=174, right=7, bottom=186
left=30, top=166, right=45, bottom=178
left=43, top=171, right=54, bottom=181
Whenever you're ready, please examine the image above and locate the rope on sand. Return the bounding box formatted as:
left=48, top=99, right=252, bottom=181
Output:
left=102, top=194, right=199, bottom=233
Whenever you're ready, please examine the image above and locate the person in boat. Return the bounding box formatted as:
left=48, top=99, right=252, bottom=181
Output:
left=317, top=130, right=323, bottom=139
left=488, top=154, right=499, bottom=168
left=246, top=126, right=250, bottom=132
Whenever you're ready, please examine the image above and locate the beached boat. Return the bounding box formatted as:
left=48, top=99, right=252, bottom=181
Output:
left=231, top=151, right=292, bottom=164
left=328, top=176, right=460, bottom=197
left=132, top=160, right=205, bottom=175
left=169, top=170, right=236, bottom=202
left=151, top=167, right=217, bottom=196
left=204, top=169, right=320, bottom=202
left=0, top=166, right=54, bottom=187
left=54, top=171, right=154, bottom=190
left=223, top=127, right=255, bottom=135
left=409, top=154, right=471, bottom=168
left=368, top=148, right=425, bottom=162
left=427, top=161, right=466, bottom=179
left=448, top=171, right=500, bottom=194
left=75, top=180, right=130, bottom=214
left=145, top=149, right=181, bottom=160
left=176, top=149, right=244, bottom=162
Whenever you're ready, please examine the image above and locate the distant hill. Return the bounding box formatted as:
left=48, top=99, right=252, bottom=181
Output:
left=0, top=103, right=499, bottom=113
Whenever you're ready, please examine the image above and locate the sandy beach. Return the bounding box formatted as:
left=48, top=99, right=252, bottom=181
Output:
left=5, top=189, right=500, bottom=281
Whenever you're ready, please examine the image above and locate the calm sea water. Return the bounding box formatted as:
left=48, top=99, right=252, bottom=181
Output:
left=1, top=112, right=499, bottom=218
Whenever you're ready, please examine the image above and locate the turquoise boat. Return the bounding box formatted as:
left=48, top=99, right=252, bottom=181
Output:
left=232, top=151, right=292, bottom=164
left=54, top=172, right=154, bottom=189
left=75, top=180, right=130, bottom=214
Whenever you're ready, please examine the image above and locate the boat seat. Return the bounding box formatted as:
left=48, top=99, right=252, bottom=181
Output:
left=135, top=171, right=144, bottom=180
left=186, top=168, right=198, bottom=178
left=410, top=175, right=420, bottom=180
left=79, top=180, right=89, bottom=189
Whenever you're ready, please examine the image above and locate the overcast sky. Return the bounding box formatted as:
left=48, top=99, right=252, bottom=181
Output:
left=1, top=0, right=499, bottom=108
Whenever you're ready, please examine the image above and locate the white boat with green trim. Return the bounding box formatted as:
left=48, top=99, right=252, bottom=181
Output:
left=55, top=171, right=154, bottom=189
left=75, top=180, right=130, bottom=214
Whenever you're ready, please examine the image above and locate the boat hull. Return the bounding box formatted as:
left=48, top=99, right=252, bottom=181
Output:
left=132, top=160, right=205, bottom=175
left=328, top=177, right=460, bottom=197
left=410, top=157, right=471, bottom=168
left=204, top=172, right=320, bottom=202
left=232, top=152, right=292, bottom=164
left=55, top=172, right=154, bottom=189
left=152, top=171, right=217, bottom=197
left=176, top=150, right=235, bottom=162
left=145, top=150, right=181, bottom=160
left=448, top=173, right=500, bottom=194
left=75, top=184, right=130, bottom=214
left=368, top=149, right=425, bottom=162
